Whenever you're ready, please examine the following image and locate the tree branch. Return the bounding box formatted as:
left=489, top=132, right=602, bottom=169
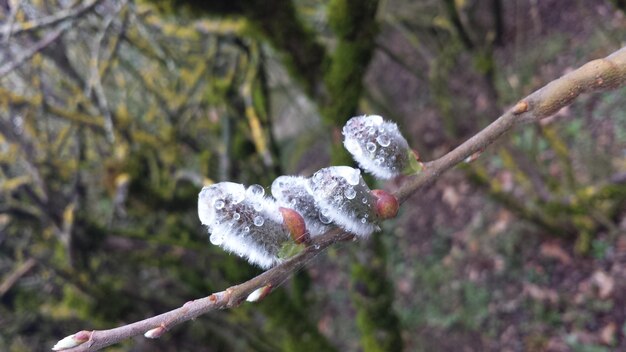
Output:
left=396, top=46, right=626, bottom=203
left=57, top=46, right=626, bottom=352
left=0, top=258, right=37, bottom=298
left=0, top=25, right=67, bottom=78
left=0, top=0, right=103, bottom=37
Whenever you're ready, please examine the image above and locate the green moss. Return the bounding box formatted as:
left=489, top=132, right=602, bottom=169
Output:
left=323, top=0, right=379, bottom=165
left=143, top=0, right=326, bottom=95
left=473, top=49, right=495, bottom=76
left=328, top=0, right=378, bottom=39
left=252, top=79, right=268, bottom=120
left=323, top=41, right=373, bottom=121
left=244, top=1, right=326, bottom=95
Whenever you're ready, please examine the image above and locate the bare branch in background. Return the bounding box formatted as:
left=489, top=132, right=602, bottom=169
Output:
left=0, top=0, right=103, bottom=37
left=0, top=25, right=67, bottom=78
left=85, top=1, right=128, bottom=143
left=0, top=258, right=36, bottom=298
left=2, top=0, right=23, bottom=43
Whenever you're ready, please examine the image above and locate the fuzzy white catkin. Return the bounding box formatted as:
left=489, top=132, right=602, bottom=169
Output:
left=198, top=182, right=292, bottom=269
left=342, top=115, right=413, bottom=179
left=306, top=166, right=379, bottom=237
left=199, top=116, right=410, bottom=264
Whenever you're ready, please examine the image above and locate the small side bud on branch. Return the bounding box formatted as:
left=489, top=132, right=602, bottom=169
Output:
left=144, top=325, right=167, bottom=339
left=246, top=284, right=273, bottom=302
left=342, top=115, right=420, bottom=179
left=372, top=189, right=399, bottom=220
left=307, top=166, right=378, bottom=237
left=464, top=149, right=484, bottom=163
left=512, top=101, right=529, bottom=115
left=198, top=182, right=305, bottom=268
left=52, top=330, right=91, bottom=351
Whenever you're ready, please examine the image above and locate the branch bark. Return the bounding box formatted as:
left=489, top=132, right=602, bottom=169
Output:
left=58, top=46, right=626, bottom=352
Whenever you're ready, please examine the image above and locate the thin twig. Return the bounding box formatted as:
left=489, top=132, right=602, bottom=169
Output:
left=2, top=0, right=23, bottom=43
left=396, top=47, right=626, bottom=203
left=0, top=25, right=67, bottom=78
left=0, top=258, right=37, bottom=298
left=59, top=46, right=626, bottom=352
left=0, top=0, right=103, bottom=37
left=85, top=2, right=127, bottom=143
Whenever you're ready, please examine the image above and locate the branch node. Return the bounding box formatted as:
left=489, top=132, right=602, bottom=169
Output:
left=224, top=288, right=243, bottom=307
left=208, top=293, right=218, bottom=303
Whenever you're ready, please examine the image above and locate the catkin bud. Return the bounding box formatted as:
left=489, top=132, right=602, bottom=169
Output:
left=246, top=284, right=273, bottom=302
left=52, top=331, right=91, bottom=351
left=307, top=166, right=379, bottom=237
left=279, top=207, right=309, bottom=244
left=144, top=326, right=167, bottom=339
left=371, top=189, right=399, bottom=220
left=271, top=175, right=331, bottom=237
left=342, top=115, right=421, bottom=179
left=198, top=182, right=305, bottom=269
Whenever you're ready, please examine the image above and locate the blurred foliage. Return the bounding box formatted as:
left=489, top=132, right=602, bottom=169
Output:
left=1, top=0, right=626, bottom=351
left=0, top=1, right=324, bottom=350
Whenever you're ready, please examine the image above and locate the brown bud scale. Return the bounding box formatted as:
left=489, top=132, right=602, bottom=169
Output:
left=372, top=189, right=399, bottom=220
left=279, top=207, right=309, bottom=244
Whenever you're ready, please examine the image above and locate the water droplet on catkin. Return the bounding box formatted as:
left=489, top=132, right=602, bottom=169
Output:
left=210, top=233, right=223, bottom=245
left=345, top=187, right=356, bottom=199
left=376, top=134, right=391, bottom=147
left=248, top=184, right=265, bottom=197
left=214, top=200, right=225, bottom=210
left=319, top=210, right=332, bottom=224
left=366, top=142, right=376, bottom=153
left=253, top=216, right=264, bottom=226
left=343, top=168, right=361, bottom=186
left=344, top=138, right=362, bottom=156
